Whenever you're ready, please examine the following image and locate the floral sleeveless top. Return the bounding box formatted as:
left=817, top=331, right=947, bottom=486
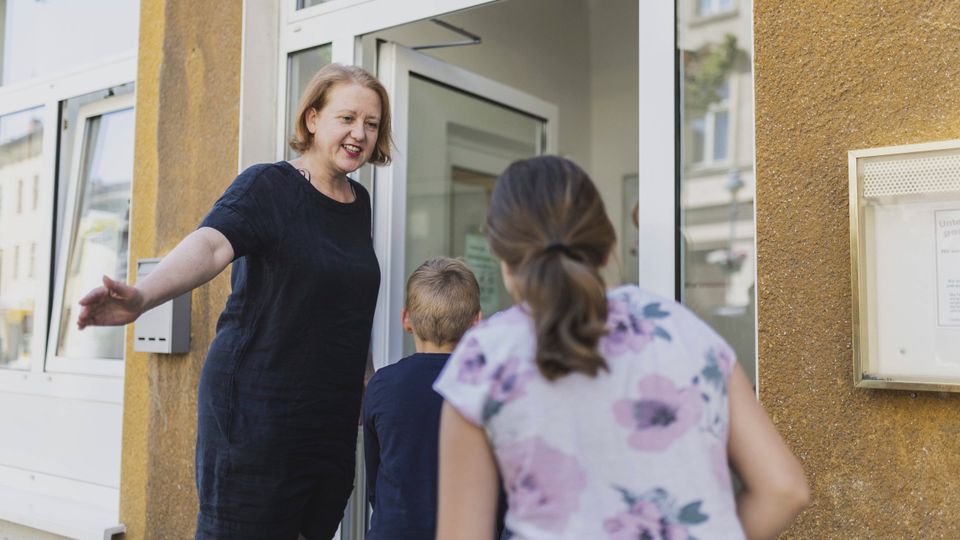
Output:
left=433, top=285, right=746, bottom=539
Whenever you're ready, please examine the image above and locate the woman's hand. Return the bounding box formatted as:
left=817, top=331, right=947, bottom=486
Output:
left=77, top=275, right=147, bottom=329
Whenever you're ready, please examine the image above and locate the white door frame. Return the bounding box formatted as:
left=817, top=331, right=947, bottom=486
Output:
left=372, top=42, right=558, bottom=370
left=637, top=1, right=677, bottom=299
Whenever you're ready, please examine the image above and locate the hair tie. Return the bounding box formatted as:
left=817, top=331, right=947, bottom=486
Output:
left=544, top=242, right=582, bottom=261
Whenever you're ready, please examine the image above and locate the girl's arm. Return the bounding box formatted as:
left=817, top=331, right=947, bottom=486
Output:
left=727, top=363, right=810, bottom=539
left=77, top=227, right=235, bottom=329
left=436, top=402, right=500, bottom=540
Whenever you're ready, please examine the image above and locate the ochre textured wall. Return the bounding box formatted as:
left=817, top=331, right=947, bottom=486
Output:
left=754, top=1, right=960, bottom=537
left=121, top=1, right=242, bottom=538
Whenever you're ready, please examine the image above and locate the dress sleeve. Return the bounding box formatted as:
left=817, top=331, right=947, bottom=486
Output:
left=198, top=165, right=277, bottom=259
left=432, top=331, right=492, bottom=427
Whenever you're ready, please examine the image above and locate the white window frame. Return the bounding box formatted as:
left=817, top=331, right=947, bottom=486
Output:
left=637, top=1, right=677, bottom=298
left=0, top=55, right=134, bottom=400
left=45, top=92, right=135, bottom=379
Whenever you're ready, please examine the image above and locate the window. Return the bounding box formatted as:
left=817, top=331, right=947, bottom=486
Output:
left=28, top=242, right=35, bottom=278
left=687, top=81, right=731, bottom=167
left=285, top=44, right=332, bottom=159
left=48, top=91, right=134, bottom=368
left=32, top=174, right=38, bottom=209
left=679, top=5, right=756, bottom=385
left=0, top=106, right=42, bottom=370
left=696, top=0, right=735, bottom=17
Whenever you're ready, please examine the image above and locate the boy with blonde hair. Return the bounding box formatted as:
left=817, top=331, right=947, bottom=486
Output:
left=362, top=257, right=484, bottom=540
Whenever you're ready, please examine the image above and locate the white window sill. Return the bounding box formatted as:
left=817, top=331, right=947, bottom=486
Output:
left=0, top=484, right=123, bottom=540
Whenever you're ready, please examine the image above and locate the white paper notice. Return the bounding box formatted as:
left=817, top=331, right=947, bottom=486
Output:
left=936, top=209, right=960, bottom=326
left=464, top=233, right=499, bottom=317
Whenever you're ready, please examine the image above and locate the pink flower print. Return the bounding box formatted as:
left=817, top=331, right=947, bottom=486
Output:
left=499, top=438, right=587, bottom=533
left=482, top=356, right=535, bottom=422
left=605, top=301, right=655, bottom=355
left=614, top=375, right=703, bottom=451
left=489, top=356, right=534, bottom=402
left=716, top=344, right=735, bottom=380
left=456, top=337, right=486, bottom=384
left=662, top=523, right=690, bottom=540
left=606, top=487, right=705, bottom=540
left=603, top=500, right=664, bottom=540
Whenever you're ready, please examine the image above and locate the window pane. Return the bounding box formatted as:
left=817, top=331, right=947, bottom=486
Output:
left=0, top=106, right=43, bottom=370
left=56, top=106, right=134, bottom=360
left=712, top=110, right=729, bottom=161
left=678, top=1, right=756, bottom=385
left=1, top=0, right=139, bottom=85
left=689, top=116, right=706, bottom=164
left=285, top=44, right=333, bottom=159
left=404, top=75, right=544, bottom=355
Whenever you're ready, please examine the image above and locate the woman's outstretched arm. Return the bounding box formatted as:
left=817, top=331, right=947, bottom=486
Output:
left=77, top=227, right=234, bottom=329
left=728, top=363, right=810, bottom=539
left=436, top=402, right=500, bottom=540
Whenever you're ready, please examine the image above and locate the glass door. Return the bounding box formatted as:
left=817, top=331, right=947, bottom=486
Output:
left=373, top=42, right=558, bottom=368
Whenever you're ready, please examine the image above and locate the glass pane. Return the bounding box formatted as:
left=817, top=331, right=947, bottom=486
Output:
left=404, top=75, right=544, bottom=355
left=56, top=106, right=134, bottom=360
left=0, top=0, right=139, bottom=85
left=678, top=1, right=756, bottom=385
left=0, top=106, right=43, bottom=370
left=712, top=110, right=729, bottom=161
left=285, top=44, right=333, bottom=159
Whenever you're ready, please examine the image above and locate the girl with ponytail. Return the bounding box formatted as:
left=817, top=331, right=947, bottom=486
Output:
left=433, top=156, right=808, bottom=540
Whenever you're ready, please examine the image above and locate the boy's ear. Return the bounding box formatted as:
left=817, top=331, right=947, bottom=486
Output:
left=472, top=311, right=482, bottom=326
left=401, top=307, right=413, bottom=333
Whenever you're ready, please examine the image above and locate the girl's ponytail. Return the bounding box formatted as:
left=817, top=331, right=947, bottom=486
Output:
left=486, top=156, right=616, bottom=380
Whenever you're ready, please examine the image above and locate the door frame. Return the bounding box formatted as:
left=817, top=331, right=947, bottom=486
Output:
left=372, top=42, right=558, bottom=370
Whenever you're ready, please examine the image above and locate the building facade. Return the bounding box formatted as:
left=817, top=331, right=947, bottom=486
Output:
left=0, top=1, right=957, bottom=539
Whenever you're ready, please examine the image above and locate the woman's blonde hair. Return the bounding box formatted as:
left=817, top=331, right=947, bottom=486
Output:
left=288, top=63, right=393, bottom=165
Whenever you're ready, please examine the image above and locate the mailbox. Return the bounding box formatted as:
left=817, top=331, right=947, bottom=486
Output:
left=133, top=258, right=191, bottom=354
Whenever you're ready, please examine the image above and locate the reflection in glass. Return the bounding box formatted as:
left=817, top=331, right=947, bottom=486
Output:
left=0, top=107, right=43, bottom=369
left=404, top=75, right=544, bottom=355
left=678, top=1, right=756, bottom=384
left=297, top=0, right=334, bottom=8
left=285, top=44, right=333, bottom=159
left=0, top=0, right=139, bottom=85
left=56, top=106, right=134, bottom=360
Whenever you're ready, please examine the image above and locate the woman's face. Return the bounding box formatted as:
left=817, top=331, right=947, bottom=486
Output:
left=306, top=82, right=381, bottom=176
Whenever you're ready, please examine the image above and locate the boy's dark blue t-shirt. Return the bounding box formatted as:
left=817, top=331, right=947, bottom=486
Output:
left=362, top=352, right=449, bottom=540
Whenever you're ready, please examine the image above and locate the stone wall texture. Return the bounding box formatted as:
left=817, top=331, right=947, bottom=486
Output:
left=121, top=1, right=242, bottom=538
left=753, top=1, right=960, bottom=537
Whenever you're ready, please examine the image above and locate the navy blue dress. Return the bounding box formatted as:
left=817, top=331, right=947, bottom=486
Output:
left=194, top=162, right=380, bottom=539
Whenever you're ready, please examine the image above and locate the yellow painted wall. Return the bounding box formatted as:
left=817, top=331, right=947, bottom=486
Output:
left=754, top=1, right=960, bottom=537
left=121, top=1, right=242, bottom=538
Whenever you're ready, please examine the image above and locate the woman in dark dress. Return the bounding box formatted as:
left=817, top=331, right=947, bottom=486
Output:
left=76, top=64, right=391, bottom=539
